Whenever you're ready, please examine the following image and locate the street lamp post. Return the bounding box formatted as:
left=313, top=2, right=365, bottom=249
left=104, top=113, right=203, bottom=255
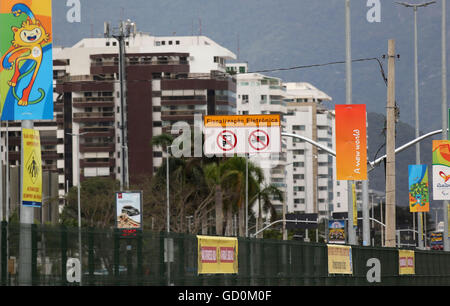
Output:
left=67, top=132, right=87, bottom=285
left=396, top=0, right=436, bottom=249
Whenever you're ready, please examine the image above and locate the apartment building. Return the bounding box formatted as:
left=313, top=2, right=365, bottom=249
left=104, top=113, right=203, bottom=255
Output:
left=51, top=30, right=236, bottom=197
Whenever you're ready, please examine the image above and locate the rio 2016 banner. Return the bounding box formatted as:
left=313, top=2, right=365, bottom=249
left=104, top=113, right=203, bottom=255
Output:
left=408, top=165, right=429, bottom=212
left=335, top=104, right=367, bottom=181
left=0, top=0, right=53, bottom=120
left=22, top=128, right=42, bottom=207
left=197, top=235, right=238, bottom=274
left=432, top=140, right=450, bottom=200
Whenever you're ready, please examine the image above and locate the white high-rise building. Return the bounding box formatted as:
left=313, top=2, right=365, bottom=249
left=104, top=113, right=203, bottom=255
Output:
left=231, top=67, right=348, bottom=220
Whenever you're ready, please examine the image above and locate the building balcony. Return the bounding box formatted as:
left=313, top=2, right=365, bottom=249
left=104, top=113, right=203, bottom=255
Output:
left=80, top=159, right=116, bottom=168
left=79, top=143, right=115, bottom=153
left=73, top=97, right=115, bottom=108
left=73, top=112, right=115, bottom=123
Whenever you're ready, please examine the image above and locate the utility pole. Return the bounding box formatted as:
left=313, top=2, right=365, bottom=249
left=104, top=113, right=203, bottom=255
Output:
left=345, top=0, right=356, bottom=245
left=104, top=20, right=135, bottom=191
left=385, top=40, right=397, bottom=248
left=442, top=0, right=449, bottom=252
left=397, top=0, right=436, bottom=250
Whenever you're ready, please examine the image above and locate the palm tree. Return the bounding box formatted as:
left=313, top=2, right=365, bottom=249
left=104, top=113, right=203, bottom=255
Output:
left=221, top=156, right=263, bottom=237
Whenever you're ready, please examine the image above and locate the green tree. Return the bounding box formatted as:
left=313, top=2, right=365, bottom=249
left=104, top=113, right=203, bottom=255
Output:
left=61, top=177, right=120, bottom=228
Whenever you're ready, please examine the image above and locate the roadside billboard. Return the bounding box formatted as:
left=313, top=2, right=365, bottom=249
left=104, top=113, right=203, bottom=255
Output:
left=115, top=191, right=142, bottom=237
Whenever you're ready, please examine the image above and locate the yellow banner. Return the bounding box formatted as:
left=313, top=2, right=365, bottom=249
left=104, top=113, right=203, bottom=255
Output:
left=398, top=250, right=415, bottom=275
left=197, top=235, right=238, bottom=274
left=327, top=244, right=352, bottom=274
left=22, top=128, right=42, bottom=207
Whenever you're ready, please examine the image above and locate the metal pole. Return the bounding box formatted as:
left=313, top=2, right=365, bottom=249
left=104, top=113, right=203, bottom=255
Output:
left=414, top=6, right=425, bottom=250
left=76, top=134, right=82, bottom=286
left=345, top=0, right=356, bottom=245
left=442, top=0, right=449, bottom=251
left=362, top=180, right=370, bottom=246
left=166, top=148, right=170, bottom=233
left=245, top=154, right=249, bottom=238
left=18, top=120, right=34, bottom=285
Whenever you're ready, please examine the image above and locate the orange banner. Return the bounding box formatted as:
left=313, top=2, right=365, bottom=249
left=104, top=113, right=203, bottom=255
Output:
left=335, top=104, right=367, bottom=180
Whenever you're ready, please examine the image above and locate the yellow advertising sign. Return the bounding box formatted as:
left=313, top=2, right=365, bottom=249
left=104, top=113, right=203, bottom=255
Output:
left=204, top=114, right=281, bottom=128
left=398, top=250, right=415, bottom=275
left=327, top=244, right=352, bottom=274
left=197, top=235, right=238, bottom=274
left=22, top=128, right=42, bottom=207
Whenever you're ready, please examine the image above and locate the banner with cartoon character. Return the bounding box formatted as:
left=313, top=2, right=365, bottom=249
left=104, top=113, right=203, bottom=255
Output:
left=408, top=165, right=429, bottom=212
left=433, top=140, right=450, bottom=200
left=0, top=0, right=53, bottom=120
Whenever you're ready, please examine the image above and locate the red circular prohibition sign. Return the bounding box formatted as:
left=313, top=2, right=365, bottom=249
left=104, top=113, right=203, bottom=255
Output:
left=217, top=130, right=237, bottom=151
left=248, top=129, right=270, bottom=151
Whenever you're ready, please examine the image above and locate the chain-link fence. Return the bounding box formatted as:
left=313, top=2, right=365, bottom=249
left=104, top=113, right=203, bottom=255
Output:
left=1, top=222, right=450, bottom=286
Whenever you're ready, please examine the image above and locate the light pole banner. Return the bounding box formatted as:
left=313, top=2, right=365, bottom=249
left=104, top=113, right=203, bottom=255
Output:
left=398, top=250, right=415, bottom=275
left=335, top=104, right=367, bottom=180
left=408, top=165, right=429, bottom=212
left=0, top=0, right=54, bottom=120
left=432, top=140, right=450, bottom=200
left=21, top=128, right=42, bottom=207
left=327, top=244, right=352, bottom=274
left=197, top=235, right=238, bottom=274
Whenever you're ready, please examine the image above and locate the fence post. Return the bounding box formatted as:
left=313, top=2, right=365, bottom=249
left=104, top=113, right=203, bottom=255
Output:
left=1, top=221, right=6, bottom=285
left=60, top=225, right=67, bottom=285
left=31, top=224, right=37, bottom=285
left=87, top=228, right=94, bottom=285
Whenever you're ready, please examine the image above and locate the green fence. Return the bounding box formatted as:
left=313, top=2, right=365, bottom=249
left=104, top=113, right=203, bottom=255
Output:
left=1, top=222, right=450, bottom=286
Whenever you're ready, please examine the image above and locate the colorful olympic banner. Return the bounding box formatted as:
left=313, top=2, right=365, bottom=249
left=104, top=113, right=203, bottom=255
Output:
left=335, top=104, right=367, bottom=181
left=0, top=0, right=53, bottom=120
left=398, top=250, right=415, bottom=275
left=327, top=244, right=352, bottom=275
left=197, top=235, right=238, bottom=274
left=22, top=128, right=42, bottom=207
left=408, top=165, right=429, bottom=212
left=432, top=140, right=450, bottom=200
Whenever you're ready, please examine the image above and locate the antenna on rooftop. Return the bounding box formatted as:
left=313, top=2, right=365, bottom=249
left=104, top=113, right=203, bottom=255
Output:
left=104, top=22, right=110, bottom=38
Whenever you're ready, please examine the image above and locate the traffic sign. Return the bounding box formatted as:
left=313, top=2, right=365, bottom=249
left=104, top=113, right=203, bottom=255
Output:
left=248, top=129, right=270, bottom=151
left=217, top=130, right=237, bottom=152
left=203, top=114, right=281, bottom=156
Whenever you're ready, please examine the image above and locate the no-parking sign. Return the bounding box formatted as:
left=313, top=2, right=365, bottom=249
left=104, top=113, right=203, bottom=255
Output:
left=203, top=114, right=281, bottom=155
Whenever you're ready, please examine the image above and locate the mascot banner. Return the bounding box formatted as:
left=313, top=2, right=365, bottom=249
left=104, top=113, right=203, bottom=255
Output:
left=0, top=0, right=53, bottom=120
left=408, top=165, right=429, bottom=212
left=432, top=140, right=450, bottom=200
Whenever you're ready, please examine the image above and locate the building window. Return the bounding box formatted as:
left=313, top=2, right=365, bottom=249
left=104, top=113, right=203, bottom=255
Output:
left=242, top=94, right=249, bottom=104
left=176, top=40, right=180, bottom=45
left=293, top=125, right=305, bottom=131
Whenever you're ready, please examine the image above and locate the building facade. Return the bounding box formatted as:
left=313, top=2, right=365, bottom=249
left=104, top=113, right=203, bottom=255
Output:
left=51, top=31, right=236, bottom=197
